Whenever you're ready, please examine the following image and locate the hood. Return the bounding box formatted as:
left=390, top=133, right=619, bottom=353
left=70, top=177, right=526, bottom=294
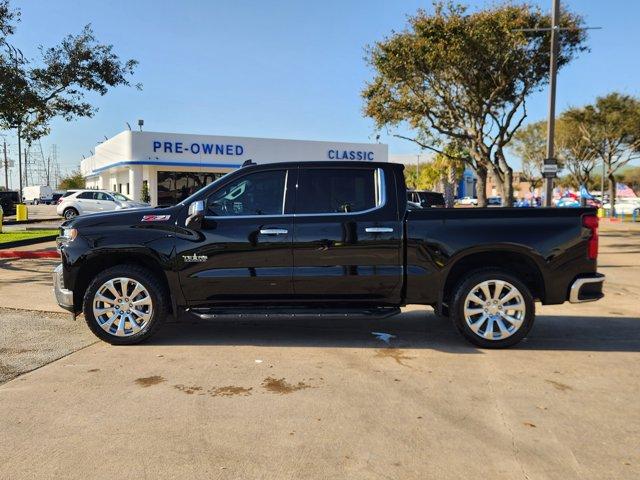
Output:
left=62, top=205, right=183, bottom=229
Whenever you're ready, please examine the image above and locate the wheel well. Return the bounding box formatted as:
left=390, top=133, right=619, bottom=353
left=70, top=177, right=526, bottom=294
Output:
left=73, top=254, right=171, bottom=312
left=442, top=251, right=545, bottom=307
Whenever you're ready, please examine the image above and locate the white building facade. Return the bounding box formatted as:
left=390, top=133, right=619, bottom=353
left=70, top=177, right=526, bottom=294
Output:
left=81, top=131, right=388, bottom=206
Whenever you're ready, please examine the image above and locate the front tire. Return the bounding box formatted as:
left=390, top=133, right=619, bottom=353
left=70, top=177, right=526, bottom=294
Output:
left=63, top=207, right=78, bottom=220
left=450, top=269, right=535, bottom=348
left=83, top=265, right=167, bottom=345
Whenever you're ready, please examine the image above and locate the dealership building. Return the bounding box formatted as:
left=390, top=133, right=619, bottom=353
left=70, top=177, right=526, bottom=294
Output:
left=80, top=130, right=388, bottom=206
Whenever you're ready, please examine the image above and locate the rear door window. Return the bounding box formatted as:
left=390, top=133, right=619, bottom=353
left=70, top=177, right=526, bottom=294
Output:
left=295, top=168, right=378, bottom=214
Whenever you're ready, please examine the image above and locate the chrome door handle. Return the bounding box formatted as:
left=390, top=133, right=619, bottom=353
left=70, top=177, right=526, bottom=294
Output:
left=365, top=227, right=393, bottom=233
left=259, top=228, right=288, bottom=235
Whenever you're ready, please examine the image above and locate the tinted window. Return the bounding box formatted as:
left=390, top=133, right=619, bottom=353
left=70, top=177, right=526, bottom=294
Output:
left=296, top=168, right=377, bottom=214
left=418, top=192, right=445, bottom=207
left=77, top=192, right=95, bottom=200
left=157, top=171, right=226, bottom=206
left=207, top=170, right=286, bottom=216
left=95, top=192, right=112, bottom=201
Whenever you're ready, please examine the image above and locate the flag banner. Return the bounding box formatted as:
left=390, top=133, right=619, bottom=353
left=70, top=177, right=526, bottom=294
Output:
left=617, top=183, right=637, bottom=198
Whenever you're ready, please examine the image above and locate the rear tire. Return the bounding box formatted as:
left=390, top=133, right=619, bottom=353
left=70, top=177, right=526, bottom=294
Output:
left=63, top=207, right=78, bottom=220
left=83, top=264, right=167, bottom=345
left=450, top=269, right=535, bottom=348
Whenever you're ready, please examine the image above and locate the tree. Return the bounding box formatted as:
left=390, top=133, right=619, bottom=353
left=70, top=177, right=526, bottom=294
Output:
left=58, top=170, right=85, bottom=190
left=362, top=1, right=587, bottom=206
left=565, top=93, right=640, bottom=213
left=0, top=0, right=140, bottom=142
left=510, top=121, right=546, bottom=194
left=141, top=180, right=151, bottom=203
left=620, top=167, right=640, bottom=195
left=511, top=116, right=596, bottom=193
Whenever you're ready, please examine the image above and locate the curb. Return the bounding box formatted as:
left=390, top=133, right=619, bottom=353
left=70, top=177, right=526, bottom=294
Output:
left=2, top=217, right=61, bottom=226
left=0, top=250, right=60, bottom=259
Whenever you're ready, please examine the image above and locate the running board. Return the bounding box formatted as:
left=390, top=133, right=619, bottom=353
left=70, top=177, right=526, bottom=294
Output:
left=187, top=306, right=401, bottom=321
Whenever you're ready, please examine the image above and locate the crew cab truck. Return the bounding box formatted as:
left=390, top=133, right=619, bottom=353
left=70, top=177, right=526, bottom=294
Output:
left=54, top=161, right=604, bottom=348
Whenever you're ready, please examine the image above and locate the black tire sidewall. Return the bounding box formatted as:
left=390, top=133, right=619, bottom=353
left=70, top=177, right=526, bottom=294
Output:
left=451, top=269, right=535, bottom=349
left=83, top=265, right=166, bottom=345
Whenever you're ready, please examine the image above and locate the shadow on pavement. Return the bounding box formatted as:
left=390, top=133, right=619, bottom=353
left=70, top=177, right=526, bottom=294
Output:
left=147, top=310, right=640, bottom=353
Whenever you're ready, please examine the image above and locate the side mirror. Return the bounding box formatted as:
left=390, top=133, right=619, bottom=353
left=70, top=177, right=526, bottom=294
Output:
left=185, top=200, right=205, bottom=230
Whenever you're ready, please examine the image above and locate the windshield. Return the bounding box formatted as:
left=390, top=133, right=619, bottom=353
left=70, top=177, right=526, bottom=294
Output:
left=179, top=170, right=234, bottom=206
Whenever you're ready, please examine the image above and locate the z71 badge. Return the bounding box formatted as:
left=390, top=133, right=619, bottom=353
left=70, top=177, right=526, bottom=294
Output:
left=141, top=214, right=171, bottom=222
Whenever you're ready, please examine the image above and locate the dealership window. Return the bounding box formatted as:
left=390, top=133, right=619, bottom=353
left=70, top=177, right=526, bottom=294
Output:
left=126, top=183, right=130, bottom=195
left=118, top=184, right=122, bottom=193
left=295, top=168, right=377, bottom=214
left=157, top=171, right=225, bottom=206
left=112, top=184, right=117, bottom=192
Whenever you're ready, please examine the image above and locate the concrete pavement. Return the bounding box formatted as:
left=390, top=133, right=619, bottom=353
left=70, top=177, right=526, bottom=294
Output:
left=1, top=308, right=638, bottom=480
left=0, top=223, right=639, bottom=479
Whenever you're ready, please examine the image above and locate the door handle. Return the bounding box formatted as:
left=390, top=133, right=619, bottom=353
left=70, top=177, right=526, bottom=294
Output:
left=259, top=228, right=288, bottom=235
left=365, top=227, right=393, bottom=233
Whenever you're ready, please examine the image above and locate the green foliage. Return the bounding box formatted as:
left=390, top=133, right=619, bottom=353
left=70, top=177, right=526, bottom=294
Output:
left=620, top=167, right=640, bottom=193
left=0, top=1, right=139, bottom=141
left=141, top=181, right=150, bottom=203
left=58, top=170, right=85, bottom=190
left=0, top=229, right=58, bottom=244
left=362, top=1, right=587, bottom=206
left=565, top=92, right=640, bottom=204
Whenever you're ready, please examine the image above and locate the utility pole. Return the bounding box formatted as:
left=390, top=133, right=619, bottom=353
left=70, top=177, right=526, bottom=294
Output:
left=3, top=140, right=8, bottom=190
left=515, top=1, right=600, bottom=207
left=17, top=126, right=22, bottom=201
left=24, top=147, right=28, bottom=187
left=543, top=0, right=560, bottom=207
left=600, top=159, right=606, bottom=203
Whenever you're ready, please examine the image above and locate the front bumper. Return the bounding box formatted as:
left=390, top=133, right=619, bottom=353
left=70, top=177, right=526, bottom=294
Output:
left=569, top=273, right=605, bottom=303
left=53, top=264, right=74, bottom=311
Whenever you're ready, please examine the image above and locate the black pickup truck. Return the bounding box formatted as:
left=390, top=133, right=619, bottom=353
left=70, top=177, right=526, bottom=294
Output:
left=54, top=161, right=604, bottom=348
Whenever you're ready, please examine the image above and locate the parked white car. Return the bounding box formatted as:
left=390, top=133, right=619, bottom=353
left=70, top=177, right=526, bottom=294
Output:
left=22, top=185, right=54, bottom=205
left=602, top=197, right=640, bottom=217
left=56, top=190, right=149, bottom=220
left=457, top=196, right=478, bottom=206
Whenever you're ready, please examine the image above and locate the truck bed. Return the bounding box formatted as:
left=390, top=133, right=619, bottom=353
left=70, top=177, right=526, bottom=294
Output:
left=404, top=207, right=597, bottom=305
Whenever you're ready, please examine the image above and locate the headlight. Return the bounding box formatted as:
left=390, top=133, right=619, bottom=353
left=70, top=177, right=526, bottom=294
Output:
left=61, top=227, right=78, bottom=241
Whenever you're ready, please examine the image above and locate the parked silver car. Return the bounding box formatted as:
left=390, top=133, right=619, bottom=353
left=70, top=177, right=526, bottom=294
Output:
left=56, top=190, right=149, bottom=220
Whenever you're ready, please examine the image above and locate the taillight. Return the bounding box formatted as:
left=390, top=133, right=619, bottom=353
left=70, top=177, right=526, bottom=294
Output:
left=583, top=214, right=599, bottom=260
left=57, top=198, right=63, bottom=204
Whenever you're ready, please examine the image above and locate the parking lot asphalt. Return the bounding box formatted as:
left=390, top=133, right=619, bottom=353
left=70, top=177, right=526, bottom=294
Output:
left=0, top=222, right=639, bottom=479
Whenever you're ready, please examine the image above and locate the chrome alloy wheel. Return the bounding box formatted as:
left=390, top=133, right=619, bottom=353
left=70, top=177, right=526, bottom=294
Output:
left=463, top=280, right=526, bottom=341
left=92, top=277, right=153, bottom=337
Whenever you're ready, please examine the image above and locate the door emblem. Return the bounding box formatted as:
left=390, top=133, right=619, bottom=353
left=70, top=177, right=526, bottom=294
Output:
left=183, top=254, right=208, bottom=263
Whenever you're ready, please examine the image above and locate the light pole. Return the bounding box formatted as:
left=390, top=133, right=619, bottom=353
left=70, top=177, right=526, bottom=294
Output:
left=515, top=1, right=600, bottom=207
left=542, top=0, right=560, bottom=207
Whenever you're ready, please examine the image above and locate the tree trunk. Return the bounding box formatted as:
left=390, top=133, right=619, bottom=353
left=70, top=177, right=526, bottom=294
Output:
left=444, top=165, right=456, bottom=208
left=608, top=173, right=616, bottom=217
left=494, top=148, right=514, bottom=206
left=504, top=167, right=514, bottom=207
left=476, top=168, right=488, bottom=207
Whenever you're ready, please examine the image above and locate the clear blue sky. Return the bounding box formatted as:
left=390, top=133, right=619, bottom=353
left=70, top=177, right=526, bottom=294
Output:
left=5, top=0, right=640, bottom=183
